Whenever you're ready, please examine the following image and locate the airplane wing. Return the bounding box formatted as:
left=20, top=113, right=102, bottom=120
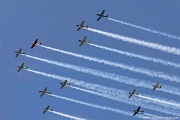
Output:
left=133, top=111, right=138, bottom=116
left=101, top=10, right=105, bottom=15
left=80, top=21, right=84, bottom=26
left=97, top=17, right=102, bottom=21
left=79, top=41, right=85, bottom=47
left=43, top=110, right=46, bottom=114
left=40, top=92, right=44, bottom=97
left=129, top=94, right=133, bottom=98
left=137, top=106, right=141, bottom=111
left=31, top=44, right=35, bottom=49
left=77, top=27, right=81, bottom=31
left=61, top=84, right=65, bottom=89
left=15, top=53, right=19, bottom=57
left=17, top=68, right=21, bottom=72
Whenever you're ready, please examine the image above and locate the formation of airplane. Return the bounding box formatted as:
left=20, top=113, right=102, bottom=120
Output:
left=14, top=10, right=165, bottom=117
left=133, top=106, right=144, bottom=116
left=39, top=87, right=51, bottom=97
left=60, top=80, right=70, bottom=89
left=42, top=105, right=53, bottom=114
left=76, top=21, right=88, bottom=31
left=17, top=63, right=27, bottom=72
left=96, top=10, right=109, bottom=21
left=31, top=39, right=41, bottom=49
left=152, top=82, right=162, bottom=91
left=129, top=89, right=138, bottom=98
left=79, top=36, right=90, bottom=47
left=15, top=48, right=25, bottom=57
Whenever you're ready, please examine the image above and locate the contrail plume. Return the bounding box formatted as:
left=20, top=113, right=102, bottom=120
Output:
left=89, top=43, right=180, bottom=69
left=48, top=94, right=150, bottom=118
left=69, top=86, right=180, bottom=110
left=23, top=54, right=180, bottom=84
left=137, top=94, right=180, bottom=108
left=108, top=18, right=180, bottom=41
left=48, top=110, right=87, bottom=120
left=25, top=69, right=180, bottom=116
left=24, top=62, right=180, bottom=96
left=85, top=27, right=180, bottom=55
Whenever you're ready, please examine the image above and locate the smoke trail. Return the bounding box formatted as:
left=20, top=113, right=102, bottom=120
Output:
left=89, top=43, right=180, bottom=69
left=137, top=95, right=180, bottom=108
left=25, top=69, right=180, bottom=116
left=69, top=86, right=180, bottom=110
left=23, top=54, right=180, bottom=84
left=108, top=18, right=180, bottom=41
left=84, top=27, right=180, bottom=55
left=24, top=61, right=180, bottom=96
left=48, top=110, right=87, bottom=120
left=48, top=94, right=146, bottom=118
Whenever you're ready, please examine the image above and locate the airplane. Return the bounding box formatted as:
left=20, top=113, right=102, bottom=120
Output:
left=15, top=48, right=25, bottom=57
left=152, top=82, right=162, bottom=91
left=96, top=10, right=109, bottom=21
left=60, top=80, right=70, bottom=89
left=129, top=89, right=138, bottom=98
left=76, top=21, right=88, bottom=31
left=17, top=63, right=27, bottom=72
left=79, top=36, right=90, bottom=47
left=31, top=39, right=41, bottom=49
left=42, top=105, right=53, bottom=114
left=39, top=87, right=51, bottom=97
left=133, top=106, right=144, bottom=116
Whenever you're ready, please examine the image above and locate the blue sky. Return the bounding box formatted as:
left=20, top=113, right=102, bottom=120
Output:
left=1, top=1, right=180, bottom=120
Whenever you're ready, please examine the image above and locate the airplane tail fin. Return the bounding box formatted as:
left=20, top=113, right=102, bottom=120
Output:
left=39, top=43, right=42, bottom=45
left=106, top=15, right=109, bottom=18
left=86, top=41, right=90, bottom=44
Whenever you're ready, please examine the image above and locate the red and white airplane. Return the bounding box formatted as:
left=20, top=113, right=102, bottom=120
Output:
left=31, top=39, right=41, bottom=49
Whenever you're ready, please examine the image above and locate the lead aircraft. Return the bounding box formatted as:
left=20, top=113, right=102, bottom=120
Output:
left=96, top=10, right=109, bottom=21
left=76, top=21, right=88, bottom=31
left=15, top=48, right=25, bottom=57
left=42, top=105, right=53, bottom=114
left=133, top=106, right=144, bottom=116
left=60, top=80, right=70, bottom=89
left=39, top=87, right=51, bottom=97
left=79, top=36, right=90, bottom=47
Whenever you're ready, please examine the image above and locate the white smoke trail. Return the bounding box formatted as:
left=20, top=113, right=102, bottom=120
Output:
left=69, top=86, right=180, bottom=110
left=84, top=27, right=180, bottom=55
left=25, top=69, right=180, bottom=116
left=48, top=94, right=146, bottom=118
left=89, top=43, right=180, bottom=69
left=48, top=110, right=87, bottom=120
left=137, top=95, right=180, bottom=108
left=108, top=18, right=180, bottom=41
left=24, top=59, right=180, bottom=96
left=23, top=54, right=180, bottom=84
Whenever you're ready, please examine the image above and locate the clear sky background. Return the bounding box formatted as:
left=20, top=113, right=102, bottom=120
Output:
left=1, top=1, right=180, bottom=120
